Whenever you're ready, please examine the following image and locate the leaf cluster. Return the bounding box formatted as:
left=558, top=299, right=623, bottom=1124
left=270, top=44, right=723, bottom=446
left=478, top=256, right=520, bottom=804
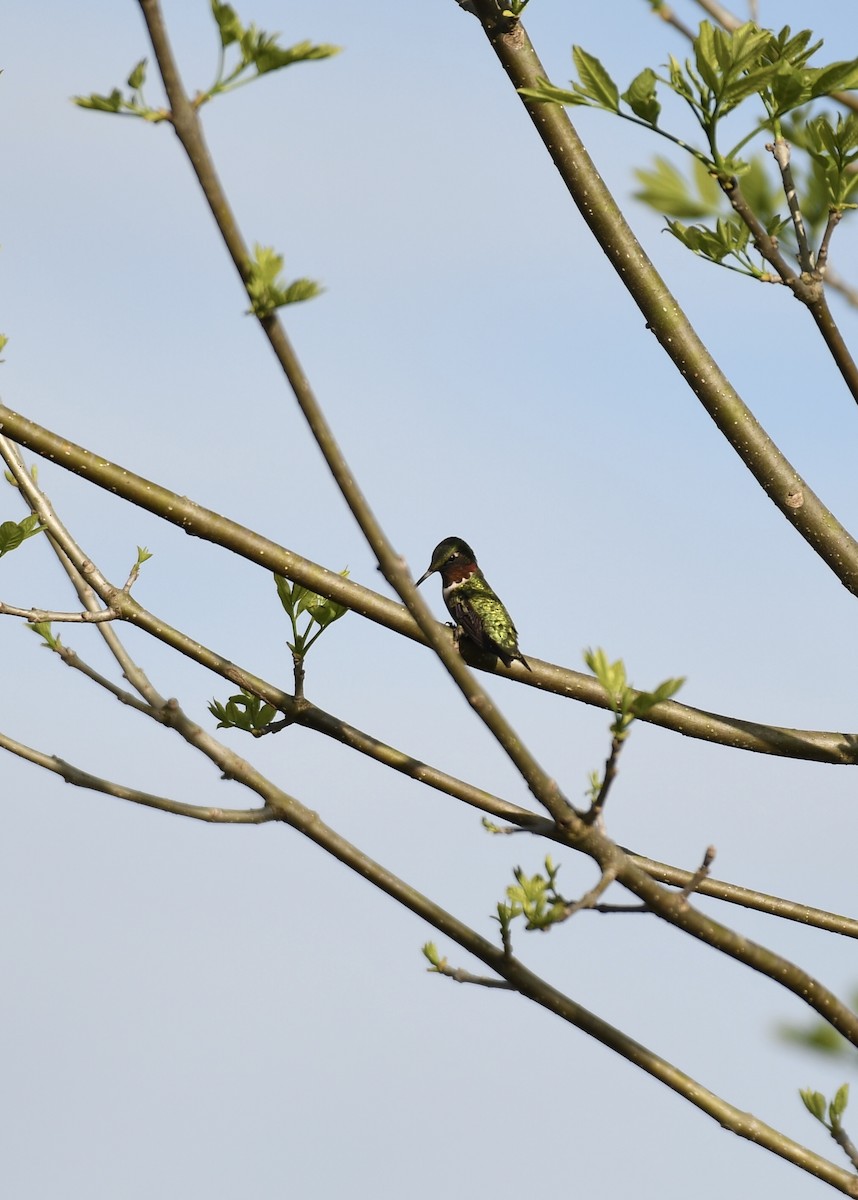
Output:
left=497, top=856, right=568, bottom=933
left=801, top=1083, right=850, bottom=1133
left=209, top=687, right=276, bottom=733
left=74, top=59, right=168, bottom=123
left=522, top=24, right=858, bottom=173
left=585, top=648, right=684, bottom=740
left=245, top=245, right=322, bottom=318
left=74, top=2, right=339, bottom=121
left=274, top=569, right=349, bottom=658
left=208, top=2, right=339, bottom=100
left=520, top=21, right=858, bottom=279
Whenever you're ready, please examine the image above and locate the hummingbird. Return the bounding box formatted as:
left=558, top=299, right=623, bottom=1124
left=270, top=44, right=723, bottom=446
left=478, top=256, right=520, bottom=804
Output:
left=415, top=536, right=531, bottom=671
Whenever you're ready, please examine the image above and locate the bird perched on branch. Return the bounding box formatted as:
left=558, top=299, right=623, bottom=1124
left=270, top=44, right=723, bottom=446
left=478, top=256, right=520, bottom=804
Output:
left=415, top=536, right=531, bottom=671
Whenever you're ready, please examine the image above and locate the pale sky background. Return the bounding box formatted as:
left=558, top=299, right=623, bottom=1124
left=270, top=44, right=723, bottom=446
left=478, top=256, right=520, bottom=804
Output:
left=4, top=2, right=858, bottom=1197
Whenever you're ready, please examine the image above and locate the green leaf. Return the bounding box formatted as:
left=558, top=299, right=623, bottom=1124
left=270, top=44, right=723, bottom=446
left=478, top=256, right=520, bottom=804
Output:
left=73, top=88, right=123, bottom=114
left=302, top=586, right=349, bottom=630
left=811, top=60, right=858, bottom=99
left=622, top=68, right=660, bottom=126
left=780, top=1019, right=851, bottom=1057
left=0, top=516, right=44, bottom=560
left=585, top=648, right=627, bottom=704
left=634, top=156, right=719, bottom=218
left=572, top=46, right=619, bottom=112
left=274, top=573, right=296, bottom=616
left=800, top=1088, right=827, bottom=1122
left=831, top=1083, right=850, bottom=1126
left=29, top=621, right=60, bottom=650
left=666, top=54, right=695, bottom=104
left=693, top=22, right=720, bottom=95
left=254, top=38, right=340, bottom=76
left=277, top=277, right=324, bottom=306
left=422, top=942, right=441, bottom=967
left=127, top=59, right=147, bottom=90
left=518, top=80, right=591, bottom=107
left=631, top=676, right=685, bottom=717
left=211, top=0, right=243, bottom=47
left=210, top=688, right=275, bottom=732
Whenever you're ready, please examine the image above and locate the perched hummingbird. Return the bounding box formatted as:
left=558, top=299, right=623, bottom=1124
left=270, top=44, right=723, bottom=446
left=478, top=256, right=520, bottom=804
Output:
left=415, top=536, right=531, bottom=671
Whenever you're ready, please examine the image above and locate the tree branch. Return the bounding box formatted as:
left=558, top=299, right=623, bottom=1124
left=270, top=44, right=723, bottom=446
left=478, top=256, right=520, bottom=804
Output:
left=466, top=10, right=858, bottom=577
left=0, top=730, right=272, bottom=823
left=0, top=600, right=118, bottom=623
left=2, top=405, right=857, bottom=766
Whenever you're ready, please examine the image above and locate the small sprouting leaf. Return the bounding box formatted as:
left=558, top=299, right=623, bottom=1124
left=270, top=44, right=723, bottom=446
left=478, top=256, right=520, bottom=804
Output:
left=209, top=688, right=276, bottom=732
left=274, top=573, right=295, bottom=616
left=666, top=54, right=695, bottom=104
left=29, top=621, right=60, bottom=650
left=622, top=68, right=660, bottom=125
left=211, top=0, right=243, bottom=47
left=127, top=59, right=147, bottom=90
left=136, top=546, right=153, bottom=565
left=245, top=244, right=322, bottom=317
left=0, top=334, right=9, bottom=358
left=585, top=648, right=627, bottom=705
left=800, top=1089, right=827, bottom=1123
left=830, top=1083, right=850, bottom=1126
left=277, top=278, right=324, bottom=306
left=630, top=676, right=685, bottom=717
left=254, top=38, right=340, bottom=76
left=572, top=46, right=619, bottom=112
left=422, top=942, right=442, bottom=967
left=518, top=79, right=592, bottom=107
left=73, top=88, right=124, bottom=114
left=302, top=587, right=349, bottom=630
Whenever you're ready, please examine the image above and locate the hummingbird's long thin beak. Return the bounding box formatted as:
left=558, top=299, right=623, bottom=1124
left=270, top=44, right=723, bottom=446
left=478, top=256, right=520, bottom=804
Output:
left=414, top=566, right=434, bottom=587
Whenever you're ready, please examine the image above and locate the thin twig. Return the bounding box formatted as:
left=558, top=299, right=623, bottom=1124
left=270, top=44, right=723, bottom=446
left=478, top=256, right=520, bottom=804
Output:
left=587, top=732, right=623, bottom=825
left=766, top=138, right=813, bottom=271
left=679, top=845, right=717, bottom=903
left=818, top=212, right=845, bottom=277
left=0, top=601, right=118, bottom=623
left=431, top=962, right=514, bottom=989
left=0, top=730, right=273, bottom=823
left=559, top=863, right=619, bottom=920
left=651, top=3, right=696, bottom=40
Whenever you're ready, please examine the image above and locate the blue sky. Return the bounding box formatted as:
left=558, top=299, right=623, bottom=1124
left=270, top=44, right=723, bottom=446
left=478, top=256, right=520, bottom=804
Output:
left=4, top=2, right=858, bottom=1197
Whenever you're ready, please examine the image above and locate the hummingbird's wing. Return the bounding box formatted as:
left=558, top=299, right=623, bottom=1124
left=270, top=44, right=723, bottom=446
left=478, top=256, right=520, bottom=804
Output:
left=445, top=590, right=492, bottom=651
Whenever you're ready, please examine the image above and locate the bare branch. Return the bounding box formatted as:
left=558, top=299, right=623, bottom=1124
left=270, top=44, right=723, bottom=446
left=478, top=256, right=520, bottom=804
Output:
left=766, top=138, right=813, bottom=272
left=430, top=962, right=514, bottom=989
left=587, top=732, right=623, bottom=826
left=0, top=600, right=118, bottom=623
left=0, top=730, right=272, bottom=823
left=679, top=845, right=717, bottom=903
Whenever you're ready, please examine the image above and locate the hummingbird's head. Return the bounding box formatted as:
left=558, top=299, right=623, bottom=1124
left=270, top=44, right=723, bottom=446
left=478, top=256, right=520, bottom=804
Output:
left=415, top=537, right=478, bottom=586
